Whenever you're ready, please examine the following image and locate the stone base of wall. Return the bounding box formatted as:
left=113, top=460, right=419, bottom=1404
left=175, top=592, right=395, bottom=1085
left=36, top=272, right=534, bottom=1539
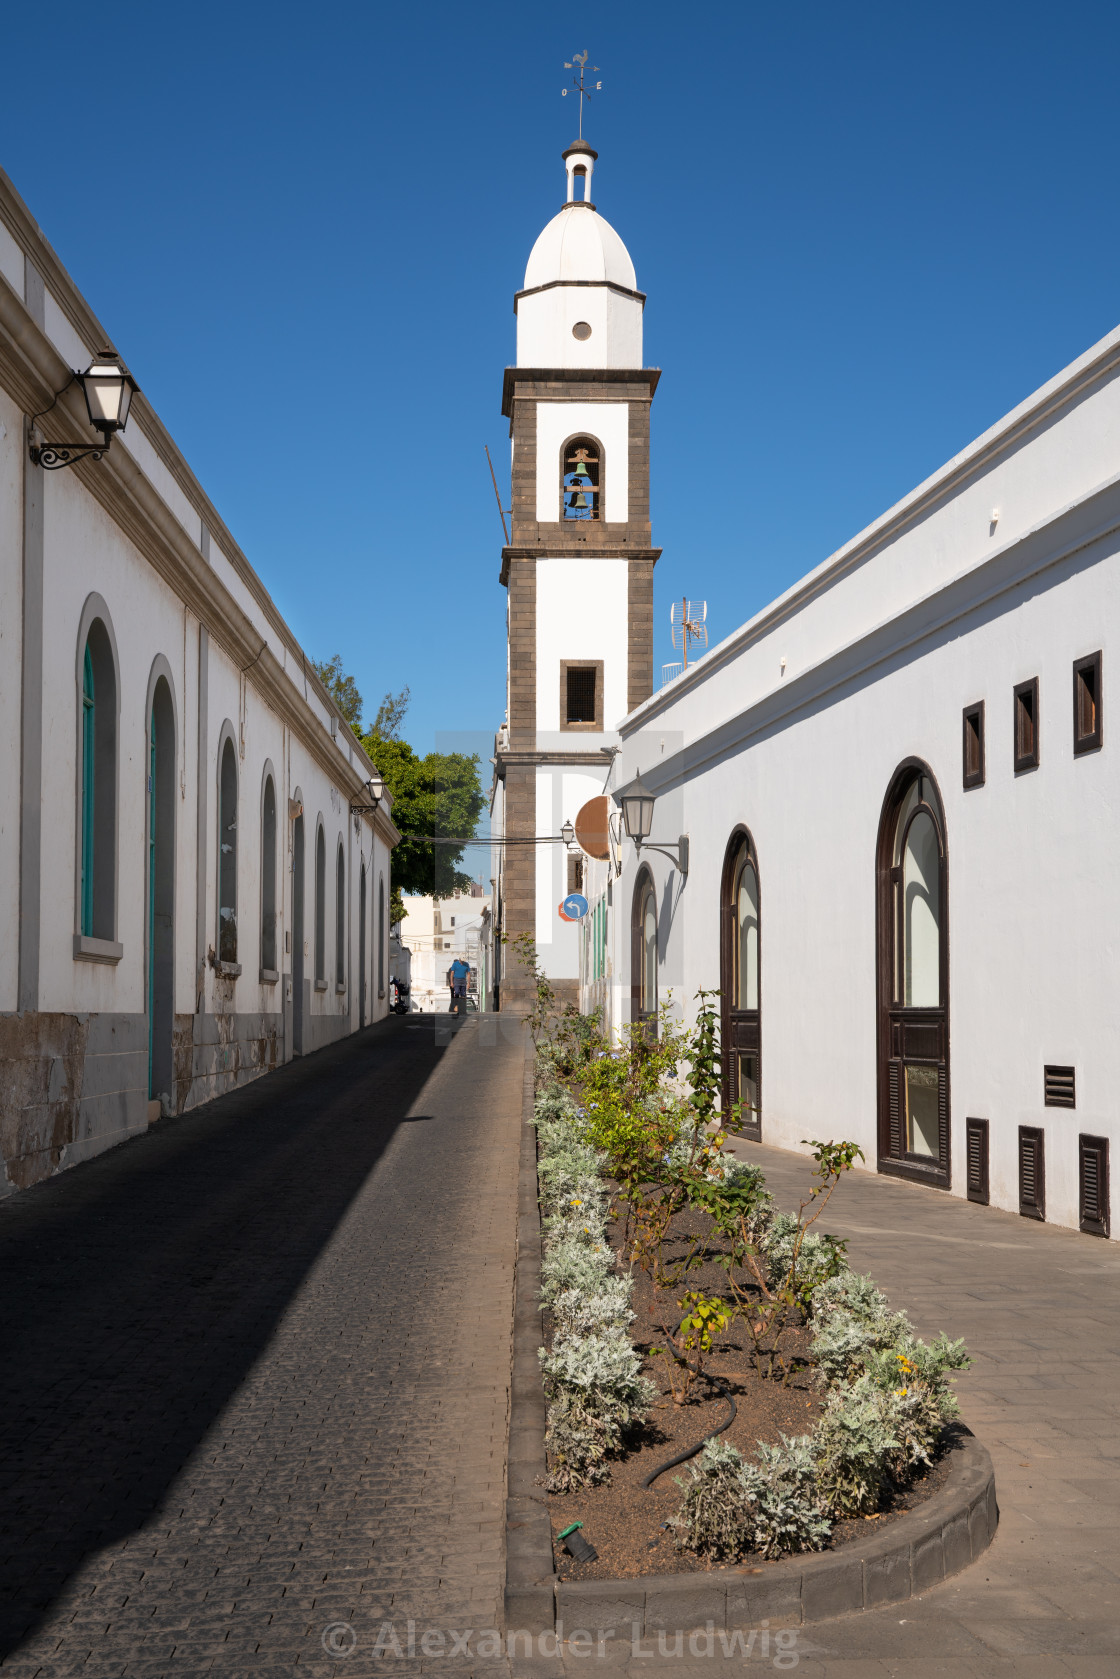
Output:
left=0, top=1011, right=149, bottom=1196
left=0, top=1000, right=358, bottom=1197
left=177, top=1009, right=284, bottom=1113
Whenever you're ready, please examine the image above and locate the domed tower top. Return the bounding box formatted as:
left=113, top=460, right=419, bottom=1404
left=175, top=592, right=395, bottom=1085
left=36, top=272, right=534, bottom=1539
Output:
left=515, top=142, right=644, bottom=369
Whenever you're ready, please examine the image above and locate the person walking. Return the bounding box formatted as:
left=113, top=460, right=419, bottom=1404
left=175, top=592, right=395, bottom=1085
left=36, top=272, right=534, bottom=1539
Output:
left=447, top=956, right=471, bottom=1015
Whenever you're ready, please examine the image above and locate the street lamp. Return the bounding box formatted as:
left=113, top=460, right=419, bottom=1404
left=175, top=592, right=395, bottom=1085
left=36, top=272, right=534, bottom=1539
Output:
left=616, top=771, right=689, bottom=877
left=349, top=770, right=386, bottom=815
left=29, top=351, right=140, bottom=470
left=561, top=819, right=576, bottom=847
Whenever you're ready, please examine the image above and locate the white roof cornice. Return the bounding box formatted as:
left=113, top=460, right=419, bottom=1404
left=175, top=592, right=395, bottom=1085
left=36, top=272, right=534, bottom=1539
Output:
left=626, top=319, right=1120, bottom=730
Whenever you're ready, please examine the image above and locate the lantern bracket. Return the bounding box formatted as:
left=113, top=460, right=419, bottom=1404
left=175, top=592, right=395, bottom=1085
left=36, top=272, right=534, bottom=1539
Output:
left=29, top=438, right=110, bottom=471
left=633, top=835, right=689, bottom=877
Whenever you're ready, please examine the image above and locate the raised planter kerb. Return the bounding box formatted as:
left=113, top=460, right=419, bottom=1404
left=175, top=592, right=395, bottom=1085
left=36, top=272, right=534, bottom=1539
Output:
left=503, top=1065, right=1000, bottom=1633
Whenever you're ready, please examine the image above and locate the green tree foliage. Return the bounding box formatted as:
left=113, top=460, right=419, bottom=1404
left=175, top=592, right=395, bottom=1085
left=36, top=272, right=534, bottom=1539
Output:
left=311, top=659, right=486, bottom=897
left=311, top=654, right=364, bottom=734
left=362, top=734, right=486, bottom=897
left=368, top=685, right=410, bottom=742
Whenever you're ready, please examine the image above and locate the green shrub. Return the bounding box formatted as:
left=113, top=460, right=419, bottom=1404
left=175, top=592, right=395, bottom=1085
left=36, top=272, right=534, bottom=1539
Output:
left=762, top=1211, right=849, bottom=1303
left=669, top=1436, right=831, bottom=1562
left=811, top=1377, right=902, bottom=1516
left=539, top=1230, right=613, bottom=1304
left=548, top=1276, right=634, bottom=1340
left=539, top=1330, right=656, bottom=1491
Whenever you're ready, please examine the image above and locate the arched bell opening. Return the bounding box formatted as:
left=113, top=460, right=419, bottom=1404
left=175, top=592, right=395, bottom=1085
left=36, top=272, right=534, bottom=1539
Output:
left=561, top=434, right=602, bottom=522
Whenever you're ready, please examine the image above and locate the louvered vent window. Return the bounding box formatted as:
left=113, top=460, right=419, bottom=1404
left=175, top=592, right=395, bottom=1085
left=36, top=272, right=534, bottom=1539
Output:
left=1044, top=1065, right=1075, bottom=1108
left=1079, top=1135, right=1109, bottom=1237
left=1019, top=1126, right=1045, bottom=1221
left=966, top=1118, right=989, bottom=1205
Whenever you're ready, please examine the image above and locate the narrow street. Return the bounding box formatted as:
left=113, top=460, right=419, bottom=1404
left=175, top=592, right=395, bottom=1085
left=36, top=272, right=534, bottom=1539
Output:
left=3, top=1031, right=1119, bottom=1678
left=0, top=1015, right=526, bottom=1677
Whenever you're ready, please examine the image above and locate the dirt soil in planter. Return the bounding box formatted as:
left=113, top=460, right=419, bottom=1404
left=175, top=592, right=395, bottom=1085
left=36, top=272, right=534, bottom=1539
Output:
left=546, top=1195, right=961, bottom=1582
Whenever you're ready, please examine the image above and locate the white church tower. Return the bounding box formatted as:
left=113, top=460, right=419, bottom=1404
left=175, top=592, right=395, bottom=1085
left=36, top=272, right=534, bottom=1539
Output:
left=494, top=139, right=659, bottom=1006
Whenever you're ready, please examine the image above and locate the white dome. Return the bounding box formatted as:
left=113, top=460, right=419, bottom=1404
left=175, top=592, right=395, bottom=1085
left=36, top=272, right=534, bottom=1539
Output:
left=524, top=205, right=637, bottom=293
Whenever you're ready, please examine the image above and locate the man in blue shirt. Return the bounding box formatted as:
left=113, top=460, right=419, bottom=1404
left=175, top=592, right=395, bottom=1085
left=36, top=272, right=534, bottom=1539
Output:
left=447, top=957, right=471, bottom=1016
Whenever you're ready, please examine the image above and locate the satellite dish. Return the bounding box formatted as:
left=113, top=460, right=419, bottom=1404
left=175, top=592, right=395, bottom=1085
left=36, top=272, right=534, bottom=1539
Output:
left=574, top=795, right=611, bottom=860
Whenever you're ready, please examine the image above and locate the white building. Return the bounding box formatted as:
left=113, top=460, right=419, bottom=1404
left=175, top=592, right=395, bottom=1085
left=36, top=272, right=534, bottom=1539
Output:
left=401, top=888, right=491, bottom=1012
left=491, top=139, right=655, bottom=1008
left=575, top=295, right=1120, bottom=1243
left=0, top=167, right=399, bottom=1195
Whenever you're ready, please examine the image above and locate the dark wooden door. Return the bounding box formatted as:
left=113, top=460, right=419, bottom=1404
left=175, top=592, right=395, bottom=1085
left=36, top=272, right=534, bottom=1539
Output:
left=877, top=767, right=950, bottom=1188
left=720, top=832, right=761, bottom=1140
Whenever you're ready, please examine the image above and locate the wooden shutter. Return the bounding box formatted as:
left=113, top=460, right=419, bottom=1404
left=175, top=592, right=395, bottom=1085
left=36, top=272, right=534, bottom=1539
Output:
left=1079, top=1135, right=1110, bottom=1238
left=888, top=1062, right=902, bottom=1158
left=1018, top=1126, right=1045, bottom=1221
left=1044, top=1065, right=1075, bottom=1108
left=966, top=1118, right=989, bottom=1205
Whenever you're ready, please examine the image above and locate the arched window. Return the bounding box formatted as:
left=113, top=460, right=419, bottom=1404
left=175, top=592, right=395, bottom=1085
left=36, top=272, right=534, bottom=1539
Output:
left=378, top=874, right=386, bottom=998
left=720, top=830, right=761, bottom=1136
left=876, top=763, right=950, bottom=1185
left=260, top=773, right=277, bottom=973
left=631, top=868, right=657, bottom=1031
left=335, top=841, right=346, bottom=988
left=77, top=613, right=119, bottom=942
left=561, top=435, right=601, bottom=522
left=217, top=736, right=238, bottom=964
left=315, top=824, right=326, bottom=985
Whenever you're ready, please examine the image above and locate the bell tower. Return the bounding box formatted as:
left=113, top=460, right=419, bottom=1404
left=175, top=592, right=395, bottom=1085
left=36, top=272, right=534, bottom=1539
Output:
left=494, top=139, right=660, bottom=1007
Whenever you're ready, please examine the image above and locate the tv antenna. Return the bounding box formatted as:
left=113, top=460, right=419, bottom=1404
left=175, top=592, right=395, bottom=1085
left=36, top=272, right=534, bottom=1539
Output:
left=562, top=51, right=601, bottom=140
left=670, top=598, right=708, bottom=669
left=484, top=445, right=511, bottom=545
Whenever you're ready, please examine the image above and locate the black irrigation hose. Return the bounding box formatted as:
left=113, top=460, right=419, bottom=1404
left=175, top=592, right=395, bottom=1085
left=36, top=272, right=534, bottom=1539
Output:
left=641, top=1376, right=737, bottom=1488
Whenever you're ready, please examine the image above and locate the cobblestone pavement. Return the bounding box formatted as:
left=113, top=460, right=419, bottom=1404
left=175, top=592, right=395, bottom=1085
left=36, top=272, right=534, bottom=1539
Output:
left=0, top=1012, right=527, bottom=1678
left=5, top=1039, right=1119, bottom=1679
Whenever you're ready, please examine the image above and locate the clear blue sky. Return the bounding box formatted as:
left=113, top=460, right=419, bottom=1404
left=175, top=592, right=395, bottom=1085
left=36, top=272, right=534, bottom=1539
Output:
left=4, top=1, right=1120, bottom=750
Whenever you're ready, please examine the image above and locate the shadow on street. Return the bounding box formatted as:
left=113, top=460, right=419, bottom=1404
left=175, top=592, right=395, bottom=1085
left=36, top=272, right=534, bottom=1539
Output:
left=0, top=1018, right=443, bottom=1658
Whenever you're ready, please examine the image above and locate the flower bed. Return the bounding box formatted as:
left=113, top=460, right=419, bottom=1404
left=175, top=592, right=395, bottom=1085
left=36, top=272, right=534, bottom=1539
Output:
left=530, top=992, right=971, bottom=1578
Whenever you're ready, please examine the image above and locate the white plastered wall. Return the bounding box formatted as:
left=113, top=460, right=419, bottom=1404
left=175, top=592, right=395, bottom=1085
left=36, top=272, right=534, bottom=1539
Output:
left=535, top=557, right=629, bottom=734
left=535, top=402, right=629, bottom=524
left=612, top=321, right=1120, bottom=1240
left=517, top=286, right=643, bottom=370
left=535, top=768, right=605, bottom=976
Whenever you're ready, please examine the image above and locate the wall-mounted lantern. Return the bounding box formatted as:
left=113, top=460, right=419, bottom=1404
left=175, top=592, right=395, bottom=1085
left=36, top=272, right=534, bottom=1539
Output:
left=29, top=350, right=139, bottom=470
left=349, top=771, right=386, bottom=816
left=617, top=771, right=689, bottom=877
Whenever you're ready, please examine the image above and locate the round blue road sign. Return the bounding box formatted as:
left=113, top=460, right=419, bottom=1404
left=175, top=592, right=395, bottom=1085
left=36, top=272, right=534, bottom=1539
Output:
left=562, top=893, right=589, bottom=921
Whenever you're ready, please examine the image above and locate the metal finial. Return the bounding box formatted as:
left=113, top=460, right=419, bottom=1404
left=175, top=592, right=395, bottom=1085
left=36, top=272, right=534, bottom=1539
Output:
left=561, top=50, right=602, bottom=140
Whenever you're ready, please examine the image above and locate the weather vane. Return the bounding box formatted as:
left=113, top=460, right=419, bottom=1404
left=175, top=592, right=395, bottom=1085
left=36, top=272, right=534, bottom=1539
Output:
left=562, top=51, right=601, bottom=140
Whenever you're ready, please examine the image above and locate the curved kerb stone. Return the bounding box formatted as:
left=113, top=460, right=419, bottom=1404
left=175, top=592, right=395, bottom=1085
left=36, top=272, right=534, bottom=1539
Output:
left=503, top=1068, right=999, bottom=1633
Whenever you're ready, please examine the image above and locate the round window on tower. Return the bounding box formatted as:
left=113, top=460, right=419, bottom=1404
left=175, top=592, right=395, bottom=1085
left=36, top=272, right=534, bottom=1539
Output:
left=572, top=321, right=592, bottom=341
